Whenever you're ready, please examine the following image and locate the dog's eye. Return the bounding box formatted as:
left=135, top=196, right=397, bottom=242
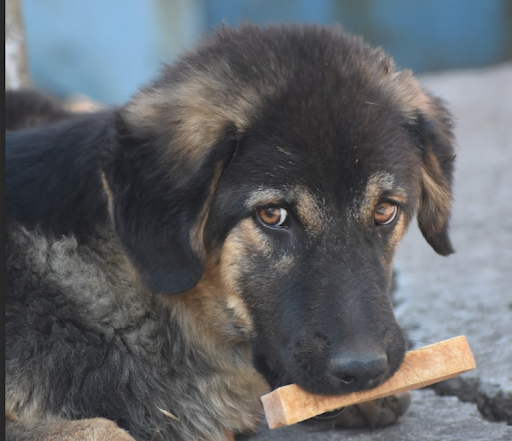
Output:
left=257, top=207, right=289, bottom=227
left=374, top=202, right=398, bottom=225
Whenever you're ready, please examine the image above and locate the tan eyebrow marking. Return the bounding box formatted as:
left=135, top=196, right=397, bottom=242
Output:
left=245, top=189, right=287, bottom=210
left=358, top=172, right=407, bottom=223
left=294, top=188, right=323, bottom=235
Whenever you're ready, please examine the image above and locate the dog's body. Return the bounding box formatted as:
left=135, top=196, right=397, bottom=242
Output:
left=5, top=25, right=455, bottom=441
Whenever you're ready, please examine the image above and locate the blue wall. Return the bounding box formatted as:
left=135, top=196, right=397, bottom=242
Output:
left=205, top=0, right=511, bottom=72
left=21, top=0, right=512, bottom=105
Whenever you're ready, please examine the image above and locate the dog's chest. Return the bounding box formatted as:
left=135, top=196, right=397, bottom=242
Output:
left=7, top=227, right=268, bottom=436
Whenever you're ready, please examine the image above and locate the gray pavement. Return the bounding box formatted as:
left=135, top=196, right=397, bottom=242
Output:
left=249, top=63, right=512, bottom=439
left=394, top=62, right=512, bottom=425
left=251, top=390, right=511, bottom=441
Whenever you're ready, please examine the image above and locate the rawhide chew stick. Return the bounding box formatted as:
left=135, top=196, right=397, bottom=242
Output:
left=261, top=335, right=476, bottom=429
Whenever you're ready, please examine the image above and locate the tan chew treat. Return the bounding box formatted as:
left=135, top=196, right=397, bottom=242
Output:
left=261, top=335, right=476, bottom=429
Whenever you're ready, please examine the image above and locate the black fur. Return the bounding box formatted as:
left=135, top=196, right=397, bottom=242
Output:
left=6, top=113, right=114, bottom=239
left=5, top=89, right=74, bottom=131
left=5, top=24, right=456, bottom=441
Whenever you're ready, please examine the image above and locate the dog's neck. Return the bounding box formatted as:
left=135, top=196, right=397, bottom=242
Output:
left=163, top=257, right=255, bottom=355
left=159, top=268, right=270, bottom=433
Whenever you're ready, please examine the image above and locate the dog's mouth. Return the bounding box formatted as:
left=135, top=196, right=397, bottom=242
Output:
left=254, top=353, right=349, bottom=423
left=253, top=333, right=406, bottom=398
left=310, top=407, right=346, bottom=421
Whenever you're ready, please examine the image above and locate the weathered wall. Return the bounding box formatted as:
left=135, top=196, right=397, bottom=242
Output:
left=5, top=0, right=30, bottom=88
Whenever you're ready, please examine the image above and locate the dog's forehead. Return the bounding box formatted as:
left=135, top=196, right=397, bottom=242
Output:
left=126, top=24, right=435, bottom=180
left=231, top=52, right=423, bottom=200
left=233, top=111, right=421, bottom=206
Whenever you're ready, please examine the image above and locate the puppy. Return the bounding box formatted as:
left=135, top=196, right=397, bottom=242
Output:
left=5, top=24, right=455, bottom=441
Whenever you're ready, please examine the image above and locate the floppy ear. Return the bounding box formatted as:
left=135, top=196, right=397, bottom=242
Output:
left=413, top=97, right=456, bottom=256
left=103, top=114, right=237, bottom=294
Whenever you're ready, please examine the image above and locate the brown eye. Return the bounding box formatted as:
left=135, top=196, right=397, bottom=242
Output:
left=374, top=202, right=398, bottom=225
left=257, top=207, right=289, bottom=227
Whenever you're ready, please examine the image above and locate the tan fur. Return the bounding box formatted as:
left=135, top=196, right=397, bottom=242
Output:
left=190, top=163, right=224, bottom=258
left=125, top=86, right=241, bottom=175
left=5, top=410, right=18, bottom=422
left=233, top=219, right=272, bottom=256
left=363, top=48, right=435, bottom=121
left=124, top=65, right=284, bottom=180
left=419, top=165, right=452, bottom=232
left=7, top=418, right=136, bottom=441
left=245, top=189, right=287, bottom=211
left=295, top=188, right=324, bottom=235
left=100, top=172, right=115, bottom=220
left=416, top=145, right=451, bottom=237
left=386, top=213, right=408, bottom=254
left=168, top=257, right=254, bottom=350
left=358, top=172, right=406, bottom=224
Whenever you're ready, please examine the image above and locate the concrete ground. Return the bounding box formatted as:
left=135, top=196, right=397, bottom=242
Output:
left=249, top=62, right=512, bottom=440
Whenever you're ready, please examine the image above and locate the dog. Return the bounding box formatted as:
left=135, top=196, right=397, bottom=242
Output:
left=5, top=24, right=455, bottom=441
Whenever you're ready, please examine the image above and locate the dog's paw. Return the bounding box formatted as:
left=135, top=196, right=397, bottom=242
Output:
left=62, top=418, right=137, bottom=441
left=6, top=417, right=137, bottom=441
left=303, top=392, right=412, bottom=429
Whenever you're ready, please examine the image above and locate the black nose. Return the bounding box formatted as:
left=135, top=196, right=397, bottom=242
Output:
left=328, top=350, right=388, bottom=391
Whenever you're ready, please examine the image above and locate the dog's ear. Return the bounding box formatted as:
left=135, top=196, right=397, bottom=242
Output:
left=102, top=113, right=237, bottom=294
left=413, top=97, right=456, bottom=256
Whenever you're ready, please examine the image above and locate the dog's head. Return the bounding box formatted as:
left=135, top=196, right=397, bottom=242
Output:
left=103, top=25, right=455, bottom=395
